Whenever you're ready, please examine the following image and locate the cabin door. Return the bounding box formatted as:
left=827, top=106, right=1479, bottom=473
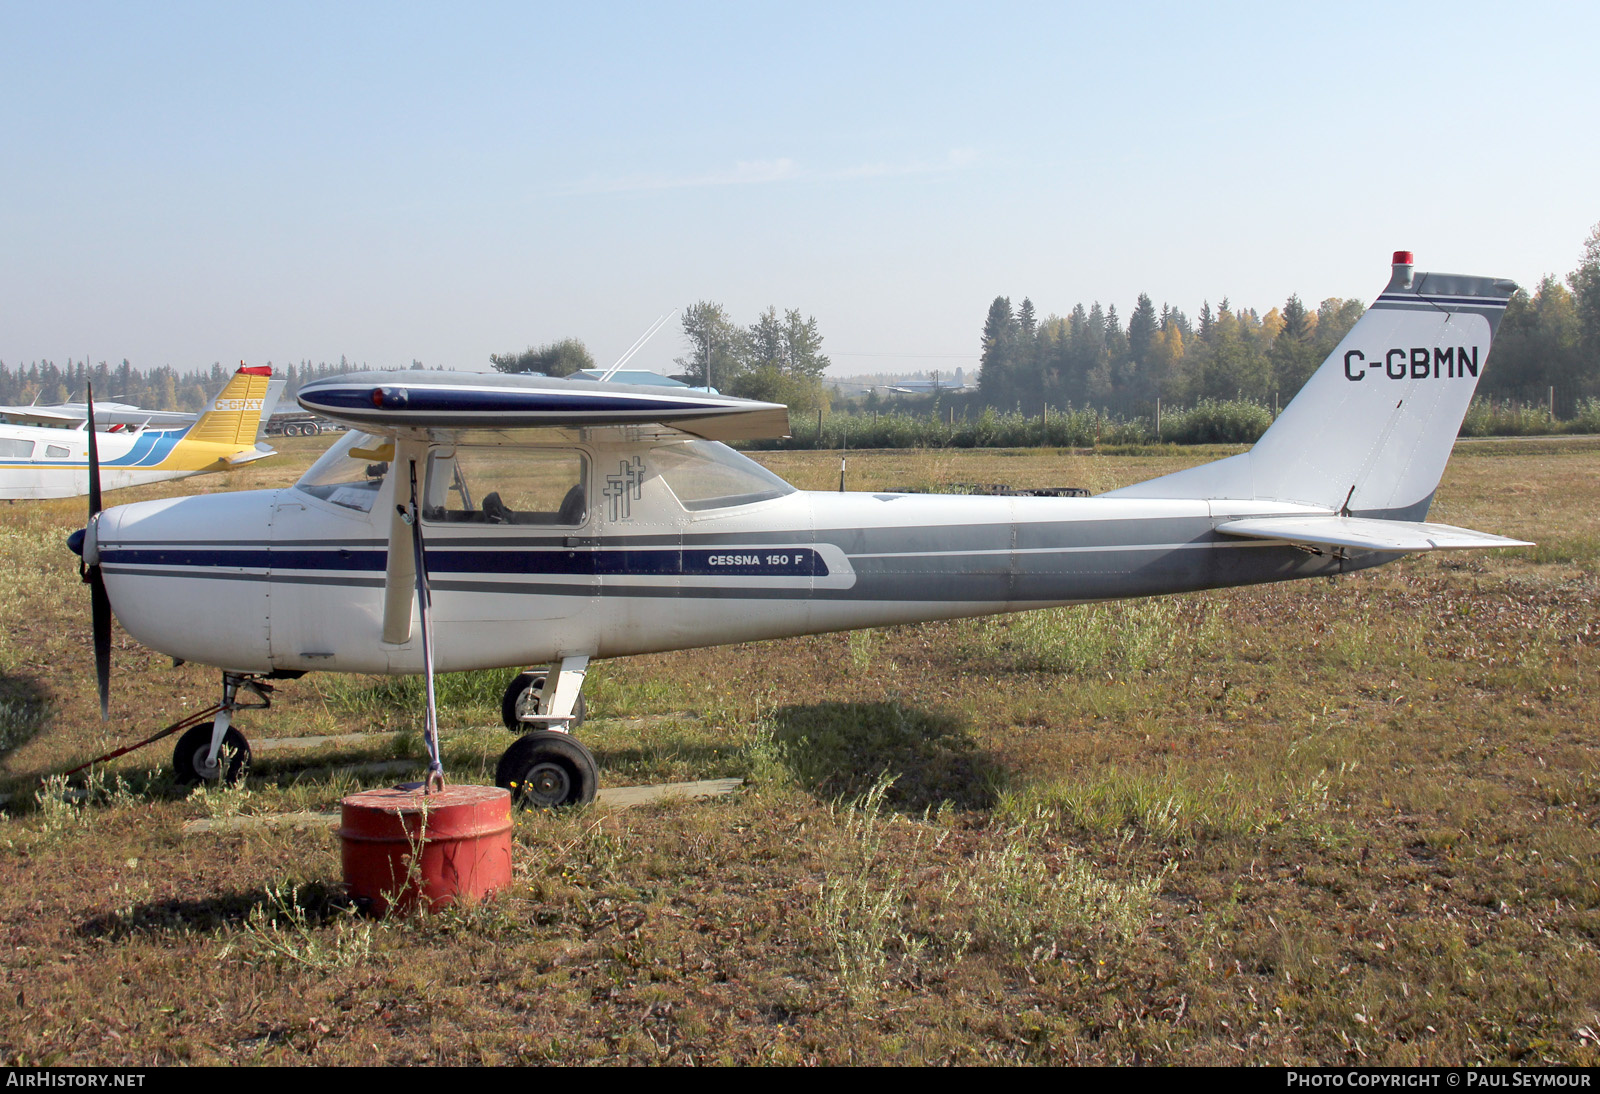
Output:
left=417, top=444, right=596, bottom=670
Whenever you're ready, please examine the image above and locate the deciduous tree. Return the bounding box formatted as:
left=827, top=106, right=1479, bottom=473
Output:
left=489, top=339, right=595, bottom=377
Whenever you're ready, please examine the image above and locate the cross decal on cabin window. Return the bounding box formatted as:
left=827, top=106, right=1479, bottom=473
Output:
left=603, top=457, right=645, bottom=522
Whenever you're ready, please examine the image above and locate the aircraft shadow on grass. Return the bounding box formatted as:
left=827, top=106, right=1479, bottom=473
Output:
left=78, top=879, right=352, bottom=942
left=768, top=700, right=1001, bottom=813
left=0, top=672, right=52, bottom=758
left=583, top=740, right=745, bottom=779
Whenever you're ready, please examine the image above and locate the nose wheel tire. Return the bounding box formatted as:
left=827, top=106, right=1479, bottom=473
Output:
left=500, top=672, right=586, bottom=731
left=172, top=724, right=251, bottom=786
left=495, top=730, right=598, bottom=809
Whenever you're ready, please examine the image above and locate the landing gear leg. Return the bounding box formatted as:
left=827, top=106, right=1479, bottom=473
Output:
left=500, top=671, right=586, bottom=730
left=495, top=654, right=597, bottom=807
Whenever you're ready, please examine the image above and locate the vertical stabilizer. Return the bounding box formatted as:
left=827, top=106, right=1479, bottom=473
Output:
left=185, top=366, right=275, bottom=448
left=1108, top=254, right=1517, bottom=517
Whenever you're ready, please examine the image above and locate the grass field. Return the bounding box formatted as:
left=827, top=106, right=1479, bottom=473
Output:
left=1, top=434, right=1598, bottom=1065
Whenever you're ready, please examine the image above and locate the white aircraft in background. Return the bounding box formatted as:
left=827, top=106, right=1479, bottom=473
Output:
left=0, top=376, right=286, bottom=433
left=0, top=397, right=195, bottom=430
left=2, top=366, right=278, bottom=500
left=68, top=253, right=1530, bottom=807
left=889, top=376, right=967, bottom=394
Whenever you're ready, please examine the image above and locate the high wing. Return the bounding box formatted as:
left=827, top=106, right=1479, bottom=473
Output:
left=1216, top=515, right=1533, bottom=554
left=0, top=405, right=96, bottom=426
left=296, top=371, right=791, bottom=442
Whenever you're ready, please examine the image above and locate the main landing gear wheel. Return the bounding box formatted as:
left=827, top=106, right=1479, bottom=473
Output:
left=495, top=731, right=598, bottom=809
left=172, top=724, right=251, bottom=786
left=500, top=672, right=586, bottom=731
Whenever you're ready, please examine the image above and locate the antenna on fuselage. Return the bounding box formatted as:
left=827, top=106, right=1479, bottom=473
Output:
left=598, top=310, right=678, bottom=382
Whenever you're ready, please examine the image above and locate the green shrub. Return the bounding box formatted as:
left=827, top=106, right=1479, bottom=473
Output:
left=1157, top=399, right=1272, bottom=445
left=1459, top=399, right=1558, bottom=437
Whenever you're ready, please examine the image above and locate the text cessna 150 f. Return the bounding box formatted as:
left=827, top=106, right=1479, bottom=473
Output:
left=69, top=254, right=1531, bottom=806
left=2, top=365, right=278, bottom=501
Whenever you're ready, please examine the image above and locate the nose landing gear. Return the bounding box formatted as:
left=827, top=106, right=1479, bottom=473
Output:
left=62, top=671, right=274, bottom=786
left=172, top=672, right=270, bottom=785
left=494, top=654, right=596, bottom=808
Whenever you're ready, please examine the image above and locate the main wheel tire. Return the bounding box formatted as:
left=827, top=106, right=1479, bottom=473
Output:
left=172, top=724, right=251, bottom=786
left=495, top=731, right=598, bottom=809
left=500, top=672, right=585, bottom=731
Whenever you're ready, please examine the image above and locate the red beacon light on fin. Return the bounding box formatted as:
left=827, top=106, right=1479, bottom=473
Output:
left=1389, top=250, right=1416, bottom=291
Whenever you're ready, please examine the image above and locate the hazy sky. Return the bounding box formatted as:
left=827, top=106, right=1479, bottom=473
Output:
left=3, top=2, right=1596, bottom=379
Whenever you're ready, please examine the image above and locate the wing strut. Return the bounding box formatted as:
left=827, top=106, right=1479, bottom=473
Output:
left=404, top=459, right=446, bottom=793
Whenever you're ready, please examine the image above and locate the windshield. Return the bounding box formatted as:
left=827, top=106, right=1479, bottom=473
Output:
left=648, top=440, right=794, bottom=511
left=295, top=430, right=390, bottom=512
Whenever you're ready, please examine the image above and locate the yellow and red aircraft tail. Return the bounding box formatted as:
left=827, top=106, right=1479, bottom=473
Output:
left=157, top=365, right=276, bottom=471
left=186, top=365, right=273, bottom=446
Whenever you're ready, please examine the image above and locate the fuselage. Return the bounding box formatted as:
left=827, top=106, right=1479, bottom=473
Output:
left=0, top=423, right=219, bottom=500
left=89, top=429, right=1371, bottom=675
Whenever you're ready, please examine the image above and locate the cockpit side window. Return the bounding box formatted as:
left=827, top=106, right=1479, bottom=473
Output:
left=423, top=447, right=587, bottom=526
left=294, top=431, right=390, bottom=512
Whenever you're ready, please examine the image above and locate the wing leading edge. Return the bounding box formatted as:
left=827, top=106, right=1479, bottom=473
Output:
left=1216, top=515, right=1532, bottom=554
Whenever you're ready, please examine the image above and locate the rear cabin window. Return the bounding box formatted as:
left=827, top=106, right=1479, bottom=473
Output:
left=424, top=447, right=587, bottom=526
left=649, top=440, right=794, bottom=511
left=45, top=445, right=70, bottom=458
left=0, top=439, right=36, bottom=459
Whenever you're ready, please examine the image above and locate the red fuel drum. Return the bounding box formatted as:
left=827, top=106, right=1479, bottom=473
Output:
left=339, top=784, right=513, bottom=914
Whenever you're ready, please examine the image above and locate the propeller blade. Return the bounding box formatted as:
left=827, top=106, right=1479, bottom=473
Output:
left=84, top=382, right=111, bottom=718
left=90, top=568, right=111, bottom=719
left=85, top=382, right=102, bottom=517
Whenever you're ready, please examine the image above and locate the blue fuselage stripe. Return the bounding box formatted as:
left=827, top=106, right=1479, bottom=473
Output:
left=99, top=546, right=830, bottom=578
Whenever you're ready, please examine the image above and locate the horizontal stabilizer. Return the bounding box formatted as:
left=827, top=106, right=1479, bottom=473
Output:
left=1215, top=515, right=1532, bottom=554
left=226, top=446, right=277, bottom=466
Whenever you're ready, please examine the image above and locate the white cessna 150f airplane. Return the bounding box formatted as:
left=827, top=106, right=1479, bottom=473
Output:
left=69, top=253, right=1531, bottom=806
